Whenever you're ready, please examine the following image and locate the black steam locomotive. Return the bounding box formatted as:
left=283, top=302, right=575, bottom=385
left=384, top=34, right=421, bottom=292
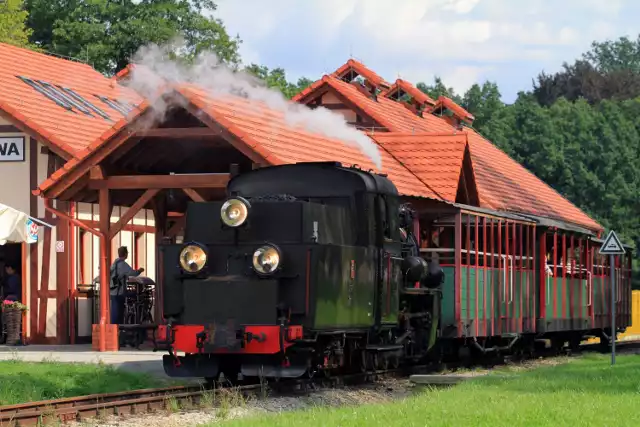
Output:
left=161, top=162, right=443, bottom=381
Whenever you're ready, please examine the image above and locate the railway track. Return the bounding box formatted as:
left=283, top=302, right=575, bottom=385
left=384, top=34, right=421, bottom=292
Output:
left=2, top=339, right=639, bottom=426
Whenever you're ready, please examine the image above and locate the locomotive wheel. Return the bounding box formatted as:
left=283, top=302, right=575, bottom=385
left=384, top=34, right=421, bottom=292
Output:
left=368, top=353, right=379, bottom=371
left=378, top=354, right=389, bottom=371
left=389, top=354, right=400, bottom=369
left=359, top=350, right=368, bottom=373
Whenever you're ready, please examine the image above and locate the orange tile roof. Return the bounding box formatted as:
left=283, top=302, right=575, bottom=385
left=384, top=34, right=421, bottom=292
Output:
left=466, top=130, right=600, bottom=230
left=434, top=96, right=474, bottom=125
left=384, top=79, right=436, bottom=107
left=323, top=76, right=454, bottom=133
left=294, top=59, right=602, bottom=231
left=369, top=133, right=468, bottom=201
left=35, top=84, right=443, bottom=201
left=332, top=59, right=391, bottom=90
left=0, top=43, right=144, bottom=157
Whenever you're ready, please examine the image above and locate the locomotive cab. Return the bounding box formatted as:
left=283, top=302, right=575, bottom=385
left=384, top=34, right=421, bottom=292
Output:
left=161, top=162, right=442, bottom=381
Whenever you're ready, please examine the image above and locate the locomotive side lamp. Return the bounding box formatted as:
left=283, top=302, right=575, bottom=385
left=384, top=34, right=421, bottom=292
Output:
left=179, top=242, right=208, bottom=273
left=220, top=196, right=251, bottom=227
left=252, top=243, right=282, bottom=275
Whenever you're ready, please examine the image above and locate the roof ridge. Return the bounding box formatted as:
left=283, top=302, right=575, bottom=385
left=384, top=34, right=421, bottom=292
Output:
left=0, top=42, right=95, bottom=70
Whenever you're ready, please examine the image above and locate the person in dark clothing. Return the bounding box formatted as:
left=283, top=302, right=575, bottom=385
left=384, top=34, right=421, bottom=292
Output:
left=110, top=246, right=143, bottom=324
left=3, top=264, right=21, bottom=303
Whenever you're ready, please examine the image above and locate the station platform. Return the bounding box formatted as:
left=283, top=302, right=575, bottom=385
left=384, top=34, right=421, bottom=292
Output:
left=0, top=344, right=170, bottom=378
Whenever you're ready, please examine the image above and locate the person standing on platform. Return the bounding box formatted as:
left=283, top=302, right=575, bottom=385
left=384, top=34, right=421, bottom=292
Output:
left=3, top=264, right=21, bottom=303
left=110, top=246, right=144, bottom=324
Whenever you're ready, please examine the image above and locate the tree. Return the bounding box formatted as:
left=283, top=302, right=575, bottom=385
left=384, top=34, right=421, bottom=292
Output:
left=533, top=34, right=640, bottom=106
left=0, top=0, right=33, bottom=48
left=244, top=64, right=312, bottom=99
left=24, top=0, right=242, bottom=75
left=584, top=34, right=640, bottom=73
left=416, top=77, right=463, bottom=104
left=461, top=81, right=503, bottom=130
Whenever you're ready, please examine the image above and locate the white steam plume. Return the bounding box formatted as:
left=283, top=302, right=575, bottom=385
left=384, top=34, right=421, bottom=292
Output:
left=122, top=40, right=383, bottom=169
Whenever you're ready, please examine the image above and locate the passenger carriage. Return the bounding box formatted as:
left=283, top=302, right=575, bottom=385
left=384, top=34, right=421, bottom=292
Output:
left=416, top=205, right=632, bottom=356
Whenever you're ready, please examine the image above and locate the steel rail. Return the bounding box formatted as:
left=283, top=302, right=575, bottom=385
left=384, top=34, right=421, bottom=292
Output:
left=2, top=339, right=639, bottom=426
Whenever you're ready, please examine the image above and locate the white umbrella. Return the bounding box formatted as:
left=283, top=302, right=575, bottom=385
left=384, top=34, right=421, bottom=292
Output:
left=0, top=203, right=53, bottom=245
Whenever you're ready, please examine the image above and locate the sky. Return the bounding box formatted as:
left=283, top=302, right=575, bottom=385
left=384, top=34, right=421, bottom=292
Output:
left=214, top=0, right=640, bottom=103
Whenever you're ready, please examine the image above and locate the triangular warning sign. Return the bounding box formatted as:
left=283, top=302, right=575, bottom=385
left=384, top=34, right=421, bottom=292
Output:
left=599, top=230, right=625, bottom=255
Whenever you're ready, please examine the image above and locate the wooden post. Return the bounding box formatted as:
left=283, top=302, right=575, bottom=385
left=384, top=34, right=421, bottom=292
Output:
left=98, top=188, right=112, bottom=352
left=454, top=212, right=462, bottom=334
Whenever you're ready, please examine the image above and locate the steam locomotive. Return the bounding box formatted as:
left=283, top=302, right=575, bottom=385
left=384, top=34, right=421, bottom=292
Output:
left=161, top=162, right=443, bottom=381
left=160, top=161, right=633, bottom=381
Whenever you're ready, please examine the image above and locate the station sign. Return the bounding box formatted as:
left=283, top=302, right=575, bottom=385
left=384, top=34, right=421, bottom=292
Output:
left=0, top=137, right=25, bottom=162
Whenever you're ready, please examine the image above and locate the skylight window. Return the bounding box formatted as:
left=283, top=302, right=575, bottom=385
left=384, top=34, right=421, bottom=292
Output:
left=16, top=75, right=116, bottom=121
left=95, top=95, right=132, bottom=116
left=59, top=87, right=111, bottom=120
left=17, top=76, right=73, bottom=111
left=37, top=80, right=93, bottom=117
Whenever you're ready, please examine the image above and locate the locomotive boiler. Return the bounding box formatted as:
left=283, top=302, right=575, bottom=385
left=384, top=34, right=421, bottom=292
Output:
left=161, top=162, right=443, bottom=381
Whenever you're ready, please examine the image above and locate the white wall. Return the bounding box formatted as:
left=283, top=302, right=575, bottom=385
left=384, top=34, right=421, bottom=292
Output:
left=0, top=116, right=30, bottom=213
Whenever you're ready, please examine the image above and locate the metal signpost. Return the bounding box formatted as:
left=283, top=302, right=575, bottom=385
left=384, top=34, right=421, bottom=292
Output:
left=598, top=230, right=626, bottom=366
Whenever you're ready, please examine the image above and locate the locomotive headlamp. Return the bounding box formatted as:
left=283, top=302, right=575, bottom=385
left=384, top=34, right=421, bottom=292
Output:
left=179, top=243, right=208, bottom=273
left=252, top=244, right=281, bottom=275
left=220, top=197, right=250, bottom=227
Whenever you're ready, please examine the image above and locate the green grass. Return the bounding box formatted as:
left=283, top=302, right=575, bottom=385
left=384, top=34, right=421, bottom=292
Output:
left=0, top=359, right=168, bottom=405
left=211, top=354, right=640, bottom=427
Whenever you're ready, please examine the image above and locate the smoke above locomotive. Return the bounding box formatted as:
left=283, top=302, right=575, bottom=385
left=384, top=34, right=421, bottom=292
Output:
left=122, top=40, right=383, bottom=169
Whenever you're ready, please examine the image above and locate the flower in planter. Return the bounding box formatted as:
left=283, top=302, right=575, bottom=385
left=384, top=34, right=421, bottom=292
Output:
left=2, top=300, right=28, bottom=311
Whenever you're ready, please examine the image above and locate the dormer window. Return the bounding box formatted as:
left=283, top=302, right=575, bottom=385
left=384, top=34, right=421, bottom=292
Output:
left=384, top=79, right=436, bottom=117
left=333, top=59, right=391, bottom=101
left=431, top=96, right=474, bottom=128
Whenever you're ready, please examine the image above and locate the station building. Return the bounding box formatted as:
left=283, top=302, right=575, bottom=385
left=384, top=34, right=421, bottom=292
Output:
left=1, top=42, right=616, bottom=348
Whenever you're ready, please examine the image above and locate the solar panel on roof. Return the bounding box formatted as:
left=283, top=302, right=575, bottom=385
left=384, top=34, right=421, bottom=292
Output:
left=16, top=76, right=116, bottom=122
left=60, top=87, right=111, bottom=121
left=17, top=76, right=74, bottom=111
left=95, top=95, right=130, bottom=116
left=37, top=80, right=93, bottom=117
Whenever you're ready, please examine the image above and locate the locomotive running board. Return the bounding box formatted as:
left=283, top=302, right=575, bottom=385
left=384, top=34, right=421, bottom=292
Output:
left=241, top=364, right=308, bottom=378
left=162, top=355, right=220, bottom=378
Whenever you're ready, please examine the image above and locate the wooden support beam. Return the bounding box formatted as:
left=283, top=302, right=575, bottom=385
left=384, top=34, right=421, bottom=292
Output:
left=90, top=166, right=106, bottom=180
left=109, top=189, right=160, bottom=239
left=89, top=173, right=230, bottom=190
left=182, top=188, right=206, bottom=203
left=133, top=127, right=218, bottom=138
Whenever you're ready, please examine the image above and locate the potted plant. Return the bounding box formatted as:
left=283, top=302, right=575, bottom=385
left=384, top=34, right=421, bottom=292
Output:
left=2, top=300, right=27, bottom=345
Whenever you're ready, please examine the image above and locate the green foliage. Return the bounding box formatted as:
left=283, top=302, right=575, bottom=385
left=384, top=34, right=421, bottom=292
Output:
left=24, top=0, right=242, bottom=75
left=533, top=35, right=640, bottom=106
left=0, top=360, right=169, bottom=405
left=212, top=355, right=640, bottom=427
left=0, top=0, right=33, bottom=48
left=243, top=64, right=312, bottom=99
left=415, top=36, right=640, bottom=287
left=416, top=77, right=463, bottom=104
